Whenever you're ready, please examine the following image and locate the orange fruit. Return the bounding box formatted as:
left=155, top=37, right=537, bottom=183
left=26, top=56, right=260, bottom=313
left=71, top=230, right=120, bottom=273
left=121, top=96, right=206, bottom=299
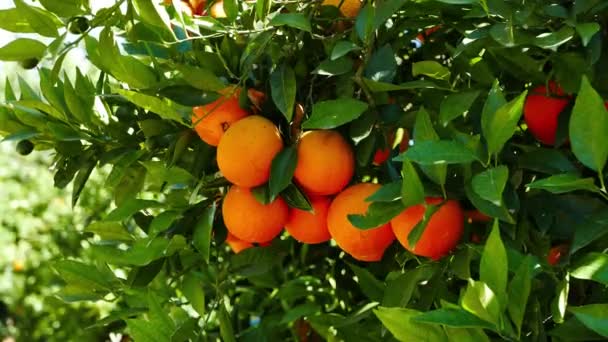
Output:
left=189, top=0, right=206, bottom=15
left=523, top=81, right=570, bottom=145
left=225, top=232, right=253, bottom=253
left=547, top=244, right=569, bottom=266
left=322, top=0, right=362, bottom=18
left=372, top=129, right=409, bottom=165
left=327, top=183, right=396, bottom=262
left=217, top=115, right=284, bottom=187
left=222, top=186, right=288, bottom=243
left=285, top=195, right=331, bottom=244
left=294, top=130, right=354, bottom=195
left=210, top=0, right=226, bottom=18
left=464, top=209, right=491, bottom=224
left=391, top=198, right=464, bottom=260
left=192, top=87, right=249, bottom=146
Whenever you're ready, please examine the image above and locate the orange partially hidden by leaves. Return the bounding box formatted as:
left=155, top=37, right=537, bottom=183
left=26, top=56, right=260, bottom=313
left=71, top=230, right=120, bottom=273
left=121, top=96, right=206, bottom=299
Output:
left=391, top=198, right=464, bottom=260
left=285, top=196, right=331, bottom=244
left=373, top=129, right=410, bottom=165
left=523, top=81, right=570, bottom=145
left=217, top=115, right=283, bottom=187
left=225, top=232, right=253, bottom=253
left=189, top=0, right=206, bottom=15
left=327, top=183, right=396, bottom=262
left=222, top=186, right=288, bottom=243
left=322, top=0, right=362, bottom=18
left=210, top=0, right=226, bottom=18
left=547, top=244, right=569, bottom=265
left=192, top=87, right=249, bottom=146
left=464, top=209, right=491, bottom=224
left=12, top=260, right=24, bottom=272
left=294, top=130, right=354, bottom=196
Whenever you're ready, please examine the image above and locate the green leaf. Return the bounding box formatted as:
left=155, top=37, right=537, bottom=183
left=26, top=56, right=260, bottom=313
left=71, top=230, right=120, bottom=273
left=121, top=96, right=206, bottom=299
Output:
left=149, top=211, right=181, bottom=237
left=148, top=292, right=176, bottom=337
left=401, top=160, right=425, bottom=208
left=407, top=203, right=441, bottom=248
left=269, top=146, right=298, bottom=201
left=382, top=265, right=437, bottom=307
left=534, top=27, right=575, bottom=49
left=269, top=13, right=311, bottom=32
left=85, top=221, right=134, bottom=241
left=367, top=181, right=401, bottom=202
left=439, top=91, right=480, bottom=125
left=0, top=38, right=46, bottom=61
left=218, top=302, right=237, bottom=342
left=412, top=61, right=451, bottom=80
left=471, top=166, right=509, bottom=206
left=348, top=200, right=405, bottom=230
left=313, top=57, right=354, bottom=76
left=270, top=64, right=296, bottom=121
left=569, top=76, right=608, bottom=172
left=281, top=184, right=312, bottom=211
left=572, top=211, right=608, bottom=253
left=132, top=0, right=173, bottom=35
left=176, top=64, right=225, bottom=92
left=53, top=260, right=114, bottom=291
left=181, top=273, right=205, bottom=316
left=127, top=319, right=168, bottom=342
left=348, top=263, right=384, bottom=301
left=482, top=90, right=527, bottom=156
left=0, top=8, right=34, bottom=33
left=331, top=40, right=360, bottom=60
left=365, top=44, right=397, bottom=83
left=412, top=308, right=496, bottom=329
left=115, top=89, right=189, bottom=123
left=508, top=256, right=532, bottom=337
left=374, top=307, right=448, bottom=342
left=481, top=80, right=506, bottom=124
left=193, top=204, right=216, bottom=263
left=363, top=79, right=443, bottom=92
left=39, top=0, right=84, bottom=17
left=480, top=220, right=508, bottom=305
left=223, top=0, right=238, bottom=21
left=280, top=303, right=321, bottom=324
left=90, top=236, right=186, bottom=266
left=569, top=304, right=608, bottom=337
left=395, top=140, right=480, bottom=165
left=461, top=280, right=500, bottom=327
left=373, top=0, right=407, bottom=30
left=413, top=107, right=446, bottom=186
left=526, top=174, right=600, bottom=194
left=576, top=23, right=600, bottom=47
left=551, top=275, right=569, bottom=324
left=303, top=99, right=368, bottom=129
left=72, top=159, right=96, bottom=206
left=14, top=0, right=60, bottom=37
left=570, top=253, right=608, bottom=285
left=105, top=198, right=162, bottom=221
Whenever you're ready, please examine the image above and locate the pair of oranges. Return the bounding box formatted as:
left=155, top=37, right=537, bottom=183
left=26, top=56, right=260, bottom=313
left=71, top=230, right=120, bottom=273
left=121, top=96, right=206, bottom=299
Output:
left=192, top=87, right=465, bottom=261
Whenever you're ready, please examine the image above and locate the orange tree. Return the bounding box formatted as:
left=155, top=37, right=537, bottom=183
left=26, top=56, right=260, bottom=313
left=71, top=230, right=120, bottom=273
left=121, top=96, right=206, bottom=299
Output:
left=1, top=0, right=608, bottom=341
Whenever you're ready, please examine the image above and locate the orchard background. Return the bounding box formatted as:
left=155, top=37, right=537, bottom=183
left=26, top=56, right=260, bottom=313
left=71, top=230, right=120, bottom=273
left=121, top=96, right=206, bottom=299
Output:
left=1, top=0, right=608, bottom=341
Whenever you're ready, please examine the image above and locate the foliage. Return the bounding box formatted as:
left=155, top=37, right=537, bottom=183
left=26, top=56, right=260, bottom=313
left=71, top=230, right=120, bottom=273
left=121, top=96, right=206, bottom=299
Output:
left=1, top=0, right=608, bottom=341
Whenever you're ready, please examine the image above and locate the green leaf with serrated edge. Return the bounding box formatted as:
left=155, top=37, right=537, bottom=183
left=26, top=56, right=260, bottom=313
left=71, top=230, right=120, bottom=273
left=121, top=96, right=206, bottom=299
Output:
left=374, top=307, right=448, bottom=342
left=303, top=99, right=368, bottom=129
left=407, top=203, right=441, bottom=248
left=193, top=204, right=216, bottom=263
left=551, top=275, right=569, bottom=324
left=508, top=255, right=532, bottom=337
left=527, top=174, right=600, bottom=194
left=569, top=304, right=608, bottom=337
left=413, top=107, right=446, bottom=186
left=14, top=0, right=60, bottom=37
left=394, top=140, right=479, bottom=165
left=472, top=166, right=509, bottom=206
left=480, top=220, right=508, bottom=306
left=348, top=200, right=405, bottom=230
left=348, top=263, right=384, bottom=301
left=269, top=13, right=311, bottom=32
left=401, top=159, right=425, bottom=207
left=270, top=64, right=296, bottom=121
left=439, top=91, right=480, bottom=125
left=482, top=90, right=527, bottom=156
left=0, top=38, right=46, bottom=61
left=570, top=253, right=608, bottom=285
left=569, top=76, right=608, bottom=172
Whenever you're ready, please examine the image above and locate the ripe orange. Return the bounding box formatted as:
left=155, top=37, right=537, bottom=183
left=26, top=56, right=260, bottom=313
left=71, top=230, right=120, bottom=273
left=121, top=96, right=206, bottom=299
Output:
left=547, top=244, right=569, bottom=266
left=294, top=130, right=354, bottom=196
left=285, top=195, right=331, bottom=244
left=192, top=87, right=249, bottom=146
left=327, top=183, right=396, bottom=262
left=189, top=0, right=206, bottom=15
left=322, top=0, right=362, bottom=18
left=217, top=115, right=284, bottom=187
left=222, top=186, right=288, bottom=243
left=372, top=129, right=410, bottom=165
left=225, top=232, right=253, bottom=253
left=391, top=198, right=464, bottom=260
left=210, top=0, right=226, bottom=18
left=523, top=81, right=570, bottom=145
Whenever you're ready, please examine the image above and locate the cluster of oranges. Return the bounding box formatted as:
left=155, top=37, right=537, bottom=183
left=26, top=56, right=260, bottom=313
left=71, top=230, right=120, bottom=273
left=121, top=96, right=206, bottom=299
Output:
left=191, top=86, right=468, bottom=262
